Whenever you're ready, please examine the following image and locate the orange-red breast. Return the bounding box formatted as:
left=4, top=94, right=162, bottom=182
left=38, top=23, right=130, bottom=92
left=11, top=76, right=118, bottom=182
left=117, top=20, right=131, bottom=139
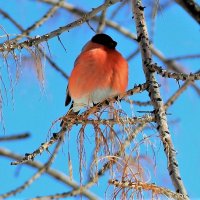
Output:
left=65, top=33, right=128, bottom=112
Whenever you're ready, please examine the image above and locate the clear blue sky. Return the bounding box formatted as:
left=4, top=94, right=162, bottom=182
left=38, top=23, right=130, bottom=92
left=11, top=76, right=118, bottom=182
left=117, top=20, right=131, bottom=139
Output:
left=0, top=0, right=200, bottom=199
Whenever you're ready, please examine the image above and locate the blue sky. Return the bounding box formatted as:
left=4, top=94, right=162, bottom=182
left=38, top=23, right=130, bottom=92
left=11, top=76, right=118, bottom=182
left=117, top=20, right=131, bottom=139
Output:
left=0, top=0, right=200, bottom=199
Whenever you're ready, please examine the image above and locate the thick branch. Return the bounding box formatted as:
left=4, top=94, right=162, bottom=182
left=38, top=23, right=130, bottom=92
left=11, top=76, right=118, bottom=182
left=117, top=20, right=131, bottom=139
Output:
left=175, top=0, right=200, bottom=24
left=132, top=0, right=188, bottom=197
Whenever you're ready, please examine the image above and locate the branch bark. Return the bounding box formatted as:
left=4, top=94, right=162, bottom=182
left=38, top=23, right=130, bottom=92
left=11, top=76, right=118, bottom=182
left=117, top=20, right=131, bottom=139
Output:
left=175, top=0, right=200, bottom=24
left=132, top=0, right=188, bottom=197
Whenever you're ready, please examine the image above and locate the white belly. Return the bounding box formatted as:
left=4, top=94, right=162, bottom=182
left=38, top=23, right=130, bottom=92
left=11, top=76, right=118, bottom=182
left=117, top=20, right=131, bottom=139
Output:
left=72, top=88, right=117, bottom=112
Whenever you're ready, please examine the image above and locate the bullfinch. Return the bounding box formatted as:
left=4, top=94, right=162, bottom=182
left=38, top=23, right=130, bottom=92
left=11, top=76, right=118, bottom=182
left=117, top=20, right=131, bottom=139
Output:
left=65, top=33, right=128, bottom=113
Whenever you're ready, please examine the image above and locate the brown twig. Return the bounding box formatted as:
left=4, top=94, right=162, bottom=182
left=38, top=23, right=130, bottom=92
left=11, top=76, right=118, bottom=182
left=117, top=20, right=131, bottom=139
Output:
left=109, top=179, right=187, bottom=200
left=125, top=99, right=152, bottom=106
left=164, top=70, right=200, bottom=108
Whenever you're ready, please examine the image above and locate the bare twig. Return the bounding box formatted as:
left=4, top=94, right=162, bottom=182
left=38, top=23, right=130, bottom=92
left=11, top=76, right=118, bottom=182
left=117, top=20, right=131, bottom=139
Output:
left=96, top=0, right=107, bottom=33
left=0, top=9, right=22, bottom=30
left=68, top=115, right=155, bottom=126
left=38, top=47, right=69, bottom=79
left=110, top=0, right=129, bottom=19
left=9, top=0, right=65, bottom=43
left=0, top=148, right=99, bottom=200
left=126, top=47, right=140, bottom=61
left=164, top=70, right=200, bottom=108
left=0, top=136, right=63, bottom=199
left=0, top=8, right=69, bottom=80
left=148, top=63, right=200, bottom=81
left=0, top=132, right=30, bottom=141
left=125, top=99, right=152, bottom=106
left=167, top=54, right=200, bottom=61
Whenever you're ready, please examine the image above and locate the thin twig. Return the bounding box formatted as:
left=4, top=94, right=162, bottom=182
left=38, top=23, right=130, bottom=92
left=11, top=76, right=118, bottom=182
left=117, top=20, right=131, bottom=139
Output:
left=167, top=54, right=200, bottom=61
left=0, top=148, right=99, bottom=200
left=0, top=136, right=63, bottom=199
left=8, top=0, right=65, bottom=43
left=10, top=129, right=65, bottom=165
left=0, top=8, right=69, bottom=80
left=0, top=133, right=30, bottom=141
left=148, top=63, right=200, bottom=81
left=109, top=179, right=187, bottom=200
left=96, top=0, right=107, bottom=33
left=0, top=0, right=120, bottom=52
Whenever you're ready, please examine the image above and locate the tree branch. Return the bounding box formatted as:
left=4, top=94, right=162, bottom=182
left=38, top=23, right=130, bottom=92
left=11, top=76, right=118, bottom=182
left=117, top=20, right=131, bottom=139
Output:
left=0, top=132, right=30, bottom=141
left=0, top=0, right=120, bottom=52
left=0, top=148, right=99, bottom=200
left=109, top=179, right=187, bottom=200
left=10, top=83, right=148, bottom=165
left=132, top=0, right=188, bottom=197
left=175, top=0, right=200, bottom=24
left=0, top=137, right=63, bottom=199
left=148, top=63, right=200, bottom=81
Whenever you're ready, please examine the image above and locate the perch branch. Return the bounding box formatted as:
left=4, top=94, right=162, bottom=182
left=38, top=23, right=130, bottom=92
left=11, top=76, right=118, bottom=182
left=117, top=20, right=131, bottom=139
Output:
left=10, top=83, right=148, bottom=165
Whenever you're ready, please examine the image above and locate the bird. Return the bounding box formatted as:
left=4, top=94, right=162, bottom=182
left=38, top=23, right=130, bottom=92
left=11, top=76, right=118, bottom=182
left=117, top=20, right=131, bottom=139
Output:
left=64, top=33, right=128, bottom=115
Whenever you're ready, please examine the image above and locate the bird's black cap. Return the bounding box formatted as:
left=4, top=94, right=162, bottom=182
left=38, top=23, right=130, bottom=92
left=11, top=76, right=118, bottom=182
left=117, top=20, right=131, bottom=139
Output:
left=91, top=33, right=117, bottom=49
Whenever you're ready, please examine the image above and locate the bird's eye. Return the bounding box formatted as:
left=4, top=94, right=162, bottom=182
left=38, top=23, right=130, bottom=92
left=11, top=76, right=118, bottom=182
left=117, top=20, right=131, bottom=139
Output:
left=109, top=41, right=117, bottom=49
